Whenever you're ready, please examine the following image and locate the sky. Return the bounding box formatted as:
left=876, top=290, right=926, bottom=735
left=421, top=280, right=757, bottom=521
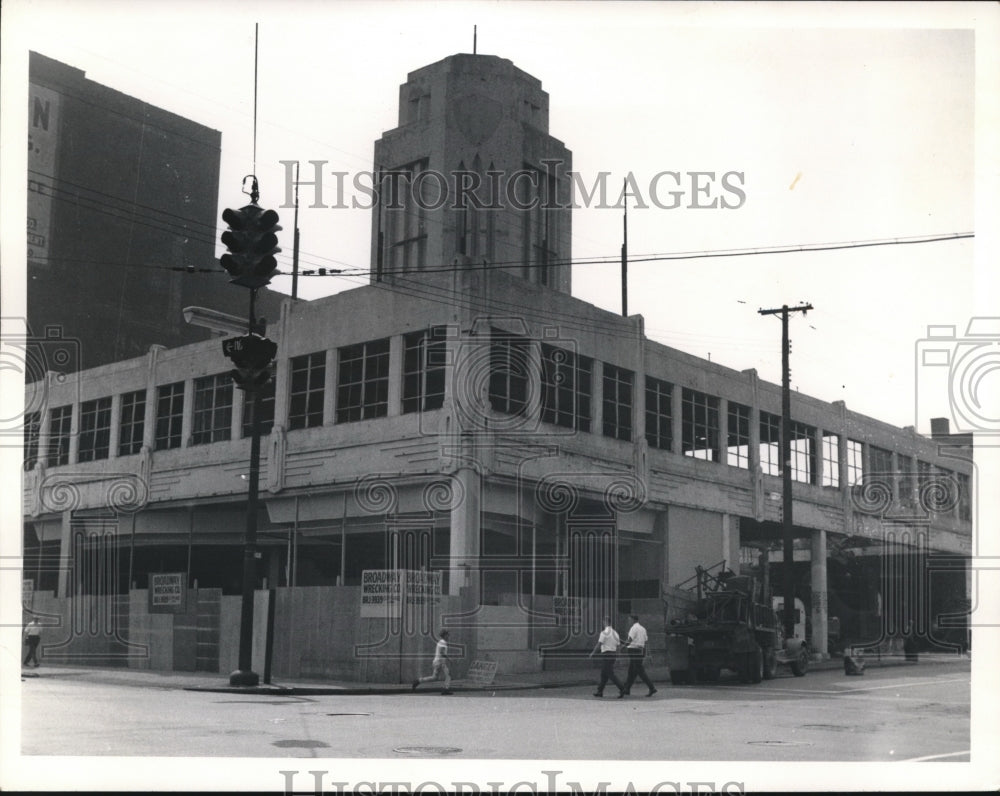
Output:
left=1, top=1, right=994, bottom=436
left=1, top=3, right=999, bottom=789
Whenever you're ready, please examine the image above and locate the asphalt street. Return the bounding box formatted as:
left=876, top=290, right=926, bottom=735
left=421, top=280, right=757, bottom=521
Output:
left=19, top=659, right=969, bottom=762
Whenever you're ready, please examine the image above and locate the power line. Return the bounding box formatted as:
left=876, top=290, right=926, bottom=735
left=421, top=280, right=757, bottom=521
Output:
left=28, top=162, right=973, bottom=280
left=331, top=231, right=974, bottom=278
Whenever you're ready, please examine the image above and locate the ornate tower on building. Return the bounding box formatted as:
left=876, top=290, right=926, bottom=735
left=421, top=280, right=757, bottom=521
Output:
left=370, top=54, right=572, bottom=293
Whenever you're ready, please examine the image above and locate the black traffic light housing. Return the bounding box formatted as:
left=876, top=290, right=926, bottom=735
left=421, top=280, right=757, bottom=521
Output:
left=220, top=204, right=282, bottom=288
left=223, top=333, right=278, bottom=390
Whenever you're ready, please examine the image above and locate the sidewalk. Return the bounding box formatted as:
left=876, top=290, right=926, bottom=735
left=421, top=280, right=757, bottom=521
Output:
left=20, top=651, right=970, bottom=696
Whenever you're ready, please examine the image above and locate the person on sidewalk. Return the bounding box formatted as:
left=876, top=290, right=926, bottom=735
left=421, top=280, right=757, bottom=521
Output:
left=412, top=629, right=452, bottom=695
left=589, top=616, right=626, bottom=698
left=23, top=617, right=42, bottom=667
left=622, top=613, right=657, bottom=697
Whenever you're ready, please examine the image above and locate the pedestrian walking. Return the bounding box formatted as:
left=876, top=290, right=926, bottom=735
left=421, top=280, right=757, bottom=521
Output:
left=622, top=613, right=657, bottom=697
left=23, top=617, right=42, bottom=667
left=589, top=616, right=626, bottom=698
left=412, top=629, right=452, bottom=694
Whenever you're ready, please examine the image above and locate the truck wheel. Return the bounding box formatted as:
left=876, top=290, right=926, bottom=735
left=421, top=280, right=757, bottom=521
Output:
left=670, top=669, right=689, bottom=685
left=762, top=648, right=778, bottom=680
left=790, top=648, right=809, bottom=677
left=749, top=647, right=763, bottom=684
left=736, top=654, right=751, bottom=683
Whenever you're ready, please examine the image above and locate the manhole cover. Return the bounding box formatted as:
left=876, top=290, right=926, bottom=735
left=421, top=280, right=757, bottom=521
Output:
left=327, top=712, right=373, bottom=717
left=272, top=739, right=331, bottom=749
left=747, top=740, right=813, bottom=747
left=393, top=746, right=462, bottom=755
left=672, top=710, right=731, bottom=716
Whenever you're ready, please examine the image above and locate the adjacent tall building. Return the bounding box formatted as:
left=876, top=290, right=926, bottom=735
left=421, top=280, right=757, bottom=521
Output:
left=26, top=52, right=281, bottom=372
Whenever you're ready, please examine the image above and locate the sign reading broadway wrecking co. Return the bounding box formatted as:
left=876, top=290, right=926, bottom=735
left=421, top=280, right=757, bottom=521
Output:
left=361, top=569, right=442, bottom=618
left=149, top=572, right=187, bottom=613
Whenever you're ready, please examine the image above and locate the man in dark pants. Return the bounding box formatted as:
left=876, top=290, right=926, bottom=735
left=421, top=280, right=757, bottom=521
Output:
left=589, top=616, right=626, bottom=698
left=23, top=617, right=42, bottom=667
left=622, top=613, right=657, bottom=697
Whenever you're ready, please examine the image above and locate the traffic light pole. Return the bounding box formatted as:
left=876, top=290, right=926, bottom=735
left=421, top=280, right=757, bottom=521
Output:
left=230, top=287, right=264, bottom=687
left=220, top=189, right=281, bottom=685
left=758, top=302, right=812, bottom=642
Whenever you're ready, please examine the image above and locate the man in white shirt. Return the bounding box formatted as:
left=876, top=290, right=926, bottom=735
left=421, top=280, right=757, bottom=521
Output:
left=23, top=617, right=42, bottom=667
left=622, top=613, right=657, bottom=697
left=589, top=616, right=626, bottom=698
left=413, top=629, right=453, bottom=695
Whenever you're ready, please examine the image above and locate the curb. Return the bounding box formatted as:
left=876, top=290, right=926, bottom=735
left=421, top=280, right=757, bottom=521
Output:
left=184, top=678, right=597, bottom=696
left=184, top=655, right=966, bottom=696
left=25, top=653, right=968, bottom=697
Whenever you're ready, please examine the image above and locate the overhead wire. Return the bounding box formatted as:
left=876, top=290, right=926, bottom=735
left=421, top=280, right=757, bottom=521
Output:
left=27, top=164, right=973, bottom=279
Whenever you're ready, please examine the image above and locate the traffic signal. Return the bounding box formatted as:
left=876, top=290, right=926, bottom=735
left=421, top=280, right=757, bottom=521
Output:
left=220, top=204, right=282, bottom=288
left=222, top=333, right=278, bottom=390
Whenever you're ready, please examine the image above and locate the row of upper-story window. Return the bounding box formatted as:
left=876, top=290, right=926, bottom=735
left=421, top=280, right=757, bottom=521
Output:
left=24, top=326, right=971, bottom=522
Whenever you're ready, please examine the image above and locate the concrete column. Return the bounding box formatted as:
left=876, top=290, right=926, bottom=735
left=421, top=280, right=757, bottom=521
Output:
left=271, top=354, right=290, bottom=429
left=718, top=397, right=728, bottom=464
left=387, top=334, right=402, bottom=417
left=810, top=528, right=829, bottom=658
left=67, top=403, right=80, bottom=464
left=657, top=511, right=670, bottom=587
left=671, top=384, right=683, bottom=455
left=231, top=387, right=244, bottom=441
left=324, top=349, right=336, bottom=425
left=839, top=434, right=850, bottom=517
left=632, top=319, right=645, bottom=447
left=141, top=346, right=164, bottom=451
left=37, top=390, right=52, bottom=468
left=813, top=427, right=824, bottom=486
left=449, top=464, right=481, bottom=597
left=721, top=512, right=735, bottom=569
left=271, top=301, right=291, bottom=429
left=592, top=361, right=604, bottom=436
left=57, top=509, right=73, bottom=598
left=449, top=462, right=482, bottom=671
left=108, top=393, right=122, bottom=459
left=180, top=379, right=194, bottom=448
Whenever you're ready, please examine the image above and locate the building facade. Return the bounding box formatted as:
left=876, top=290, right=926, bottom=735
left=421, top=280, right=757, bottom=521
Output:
left=20, top=53, right=972, bottom=681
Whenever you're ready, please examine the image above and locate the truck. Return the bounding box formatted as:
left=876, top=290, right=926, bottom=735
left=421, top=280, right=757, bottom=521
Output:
left=663, top=560, right=809, bottom=684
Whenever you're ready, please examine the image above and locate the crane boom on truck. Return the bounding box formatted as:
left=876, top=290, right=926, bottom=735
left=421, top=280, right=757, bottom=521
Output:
left=662, top=560, right=810, bottom=684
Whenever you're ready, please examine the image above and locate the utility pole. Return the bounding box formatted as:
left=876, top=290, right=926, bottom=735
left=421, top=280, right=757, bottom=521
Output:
left=758, top=302, right=812, bottom=641
left=375, top=167, right=384, bottom=283
left=621, top=177, right=628, bottom=317
left=291, top=161, right=301, bottom=300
